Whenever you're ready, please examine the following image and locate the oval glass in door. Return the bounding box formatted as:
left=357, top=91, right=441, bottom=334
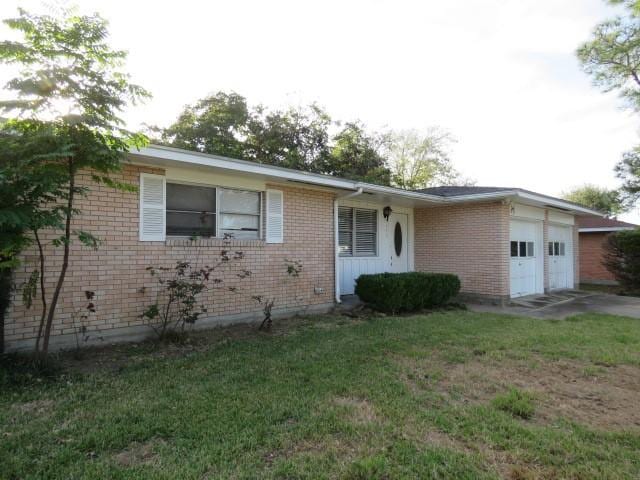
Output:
left=394, top=221, right=402, bottom=256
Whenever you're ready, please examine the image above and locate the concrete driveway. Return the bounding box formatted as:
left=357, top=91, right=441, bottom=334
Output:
left=469, top=290, right=640, bottom=319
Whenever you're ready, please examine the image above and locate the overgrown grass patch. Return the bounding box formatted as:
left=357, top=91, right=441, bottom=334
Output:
left=492, top=388, right=536, bottom=419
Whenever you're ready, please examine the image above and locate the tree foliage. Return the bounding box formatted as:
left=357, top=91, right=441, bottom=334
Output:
left=161, top=91, right=248, bottom=159
left=0, top=7, right=149, bottom=354
left=324, top=122, right=391, bottom=184
left=383, top=128, right=468, bottom=190
left=577, top=2, right=640, bottom=205
left=562, top=184, right=629, bottom=216
left=160, top=94, right=333, bottom=172
left=577, top=16, right=640, bottom=111
left=159, top=91, right=470, bottom=189
left=604, top=229, right=640, bottom=292
left=616, top=147, right=640, bottom=199
left=247, top=103, right=332, bottom=171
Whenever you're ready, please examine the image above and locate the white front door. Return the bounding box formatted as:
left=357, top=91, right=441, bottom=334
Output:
left=389, top=212, right=408, bottom=273
left=510, top=220, right=542, bottom=298
left=548, top=224, right=574, bottom=290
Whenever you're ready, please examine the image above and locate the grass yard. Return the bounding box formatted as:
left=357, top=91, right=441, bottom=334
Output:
left=2, top=311, right=640, bottom=479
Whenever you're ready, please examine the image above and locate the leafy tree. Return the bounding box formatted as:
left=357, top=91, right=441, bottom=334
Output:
left=161, top=91, right=248, bottom=158
left=246, top=103, right=332, bottom=171
left=383, top=128, right=468, bottom=190
left=0, top=8, right=149, bottom=354
left=0, top=120, right=71, bottom=353
left=161, top=95, right=334, bottom=172
left=604, top=229, right=640, bottom=292
left=615, top=147, right=640, bottom=200
left=577, top=16, right=640, bottom=111
left=610, top=1, right=640, bottom=14
left=160, top=91, right=470, bottom=189
left=562, top=184, right=629, bottom=216
left=577, top=2, right=640, bottom=205
left=323, top=121, right=391, bottom=184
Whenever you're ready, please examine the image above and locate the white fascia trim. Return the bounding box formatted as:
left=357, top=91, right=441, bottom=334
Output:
left=514, top=191, right=604, bottom=216
left=579, top=227, right=635, bottom=233
left=129, top=145, right=604, bottom=214
left=130, top=145, right=446, bottom=203
left=443, top=190, right=604, bottom=216
left=132, top=145, right=359, bottom=191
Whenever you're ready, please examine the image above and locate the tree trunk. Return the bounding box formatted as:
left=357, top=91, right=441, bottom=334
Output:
left=34, top=229, right=47, bottom=353
left=41, top=160, right=75, bottom=355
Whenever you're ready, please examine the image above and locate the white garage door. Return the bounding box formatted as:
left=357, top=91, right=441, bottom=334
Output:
left=510, top=220, right=542, bottom=298
left=548, top=224, right=574, bottom=290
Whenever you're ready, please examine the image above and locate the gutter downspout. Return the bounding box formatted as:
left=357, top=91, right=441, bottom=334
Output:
left=334, top=188, right=363, bottom=303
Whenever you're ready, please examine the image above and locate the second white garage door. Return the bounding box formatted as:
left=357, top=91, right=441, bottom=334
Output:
left=510, top=220, right=543, bottom=298
left=548, top=224, right=574, bottom=290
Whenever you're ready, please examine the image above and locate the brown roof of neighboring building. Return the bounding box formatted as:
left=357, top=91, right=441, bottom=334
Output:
left=578, top=216, right=638, bottom=231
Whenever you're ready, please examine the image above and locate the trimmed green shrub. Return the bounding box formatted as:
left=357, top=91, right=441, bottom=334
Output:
left=604, top=229, right=640, bottom=293
left=354, top=272, right=461, bottom=313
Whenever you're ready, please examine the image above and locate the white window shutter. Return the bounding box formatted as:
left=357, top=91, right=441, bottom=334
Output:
left=266, top=189, right=284, bottom=243
left=139, top=173, right=166, bottom=241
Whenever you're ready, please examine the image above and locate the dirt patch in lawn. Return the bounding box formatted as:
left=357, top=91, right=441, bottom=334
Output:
left=406, top=423, right=555, bottom=479
left=12, top=399, right=55, bottom=416
left=263, top=435, right=361, bottom=468
left=113, top=438, right=166, bottom=467
left=333, top=396, right=378, bottom=424
left=402, top=354, right=640, bottom=431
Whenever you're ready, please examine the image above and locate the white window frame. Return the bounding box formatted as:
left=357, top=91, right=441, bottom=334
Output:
left=338, top=206, right=378, bottom=257
left=218, top=186, right=262, bottom=240
left=165, top=180, right=262, bottom=240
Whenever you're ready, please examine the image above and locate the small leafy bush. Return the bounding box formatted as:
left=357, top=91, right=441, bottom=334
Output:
left=354, top=272, right=461, bottom=313
left=492, top=388, right=535, bottom=419
left=604, top=229, right=640, bottom=293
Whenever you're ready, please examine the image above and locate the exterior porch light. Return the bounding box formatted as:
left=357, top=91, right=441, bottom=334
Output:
left=383, top=206, right=393, bottom=221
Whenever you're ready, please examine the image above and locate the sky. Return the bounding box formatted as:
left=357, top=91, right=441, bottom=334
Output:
left=2, top=0, right=640, bottom=223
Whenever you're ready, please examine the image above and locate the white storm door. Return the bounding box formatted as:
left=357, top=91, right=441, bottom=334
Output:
left=389, top=213, right=409, bottom=273
left=510, top=220, right=540, bottom=298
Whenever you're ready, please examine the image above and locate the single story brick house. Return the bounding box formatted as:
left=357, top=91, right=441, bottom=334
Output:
left=5, top=145, right=601, bottom=352
left=577, top=216, right=638, bottom=285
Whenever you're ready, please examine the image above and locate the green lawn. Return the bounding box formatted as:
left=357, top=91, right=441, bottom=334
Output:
left=2, top=311, right=640, bottom=479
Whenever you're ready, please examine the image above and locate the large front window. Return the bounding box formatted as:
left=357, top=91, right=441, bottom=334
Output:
left=338, top=207, right=377, bottom=256
left=166, top=183, right=261, bottom=239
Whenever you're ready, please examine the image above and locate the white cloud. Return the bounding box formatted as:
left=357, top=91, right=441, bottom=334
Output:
left=1, top=0, right=639, bottom=222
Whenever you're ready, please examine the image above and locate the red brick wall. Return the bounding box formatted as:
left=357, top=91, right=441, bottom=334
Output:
left=5, top=164, right=335, bottom=350
left=579, top=232, right=615, bottom=283
left=414, top=201, right=510, bottom=298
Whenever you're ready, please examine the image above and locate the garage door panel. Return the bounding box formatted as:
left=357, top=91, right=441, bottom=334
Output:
left=548, top=224, right=574, bottom=290
left=510, top=220, right=543, bottom=298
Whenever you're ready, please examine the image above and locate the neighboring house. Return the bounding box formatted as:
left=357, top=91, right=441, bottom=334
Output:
left=5, top=145, right=601, bottom=352
left=577, top=216, right=638, bottom=285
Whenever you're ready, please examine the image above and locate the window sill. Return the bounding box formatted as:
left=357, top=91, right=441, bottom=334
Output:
left=165, top=237, right=265, bottom=247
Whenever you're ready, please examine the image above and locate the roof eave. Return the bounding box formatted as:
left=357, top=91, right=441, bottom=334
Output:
left=129, top=145, right=605, bottom=215
left=441, top=190, right=604, bottom=216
